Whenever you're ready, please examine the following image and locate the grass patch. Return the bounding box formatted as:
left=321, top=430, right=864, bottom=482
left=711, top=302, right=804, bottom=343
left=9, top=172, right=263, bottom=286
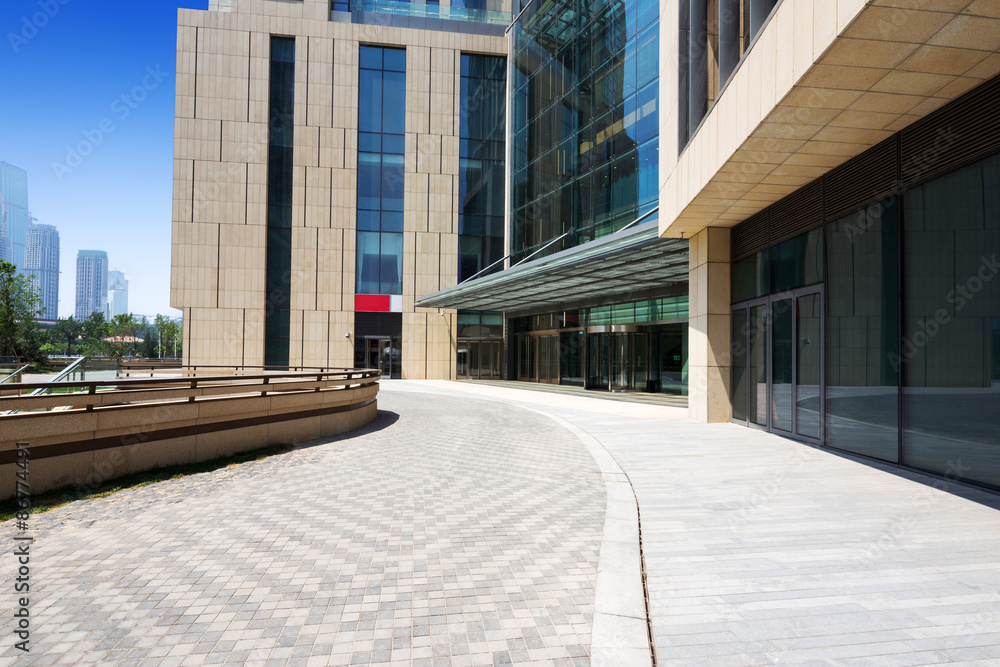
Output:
left=0, top=443, right=292, bottom=522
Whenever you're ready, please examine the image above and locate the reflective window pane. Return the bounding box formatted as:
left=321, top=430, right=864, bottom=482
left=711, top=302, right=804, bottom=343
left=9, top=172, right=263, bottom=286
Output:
left=902, top=154, right=1000, bottom=489
left=825, top=201, right=899, bottom=461
left=732, top=309, right=748, bottom=421
left=771, top=298, right=794, bottom=432
left=796, top=293, right=822, bottom=439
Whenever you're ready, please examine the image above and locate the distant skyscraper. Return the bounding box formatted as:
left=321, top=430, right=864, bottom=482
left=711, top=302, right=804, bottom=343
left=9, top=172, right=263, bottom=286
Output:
left=75, top=250, right=108, bottom=320
left=107, top=270, right=128, bottom=318
left=0, top=161, right=32, bottom=271
left=24, top=224, right=60, bottom=320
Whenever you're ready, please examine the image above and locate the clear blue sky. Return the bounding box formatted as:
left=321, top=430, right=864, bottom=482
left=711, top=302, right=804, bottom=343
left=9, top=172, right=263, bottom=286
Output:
left=2, top=0, right=207, bottom=318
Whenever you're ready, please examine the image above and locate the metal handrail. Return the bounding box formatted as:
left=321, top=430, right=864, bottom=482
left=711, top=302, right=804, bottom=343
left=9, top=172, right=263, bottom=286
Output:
left=0, top=364, right=31, bottom=384
left=4, top=368, right=379, bottom=394
left=27, top=356, right=88, bottom=396
left=0, top=367, right=381, bottom=416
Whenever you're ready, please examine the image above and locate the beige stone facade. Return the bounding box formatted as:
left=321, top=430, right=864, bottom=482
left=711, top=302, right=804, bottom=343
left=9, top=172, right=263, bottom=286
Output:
left=665, top=0, right=1000, bottom=422
left=171, top=0, right=507, bottom=377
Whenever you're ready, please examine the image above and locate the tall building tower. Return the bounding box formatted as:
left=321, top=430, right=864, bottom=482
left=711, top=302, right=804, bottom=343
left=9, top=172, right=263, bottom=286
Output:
left=107, top=270, right=129, bottom=318
left=75, top=250, right=108, bottom=321
left=0, top=161, right=32, bottom=271
left=24, top=224, right=60, bottom=321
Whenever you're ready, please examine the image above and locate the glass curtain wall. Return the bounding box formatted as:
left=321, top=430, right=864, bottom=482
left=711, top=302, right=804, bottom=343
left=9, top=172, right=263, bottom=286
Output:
left=458, top=54, right=506, bottom=282
left=511, top=296, right=688, bottom=394
left=902, top=154, right=1000, bottom=488
left=265, top=36, right=295, bottom=368
left=357, top=46, right=406, bottom=297
left=456, top=312, right=503, bottom=379
left=511, top=0, right=659, bottom=262
left=455, top=55, right=507, bottom=380
left=825, top=200, right=899, bottom=461
left=730, top=152, right=1000, bottom=490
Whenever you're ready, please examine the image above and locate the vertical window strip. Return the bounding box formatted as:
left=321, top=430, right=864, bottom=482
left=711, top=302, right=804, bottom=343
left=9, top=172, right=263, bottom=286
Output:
left=265, top=36, right=295, bottom=368
left=357, top=45, right=406, bottom=297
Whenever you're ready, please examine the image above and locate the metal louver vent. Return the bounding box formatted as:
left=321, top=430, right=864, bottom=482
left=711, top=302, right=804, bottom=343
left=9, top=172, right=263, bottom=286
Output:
left=769, top=178, right=823, bottom=244
left=900, top=75, right=1000, bottom=189
left=731, top=210, right=769, bottom=261
left=824, top=136, right=898, bottom=221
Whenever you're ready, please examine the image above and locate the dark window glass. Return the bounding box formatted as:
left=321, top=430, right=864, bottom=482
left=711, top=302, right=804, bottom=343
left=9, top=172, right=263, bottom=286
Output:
left=511, top=0, right=659, bottom=261
left=381, top=154, right=405, bottom=211
left=459, top=54, right=507, bottom=283
left=359, top=69, right=382, bottom=134
left=383, top=48, right=406, bottom=72
left=560, top=330, right=585, bottom=387
left=732, top=250, right=769, bottom=303
left=748, top=304, right=767, bottom=426
left=359, top=46, right=382, bottom=70
left=732, top=309, right=748, bottom=421
left=357, top=210, right=380, bottom=231
left=357, top=46, right=405, bottom=296
left=266, top=36, right=294, bottom=368
left=771, top=228, right=823, bottom=293
left=357, top=153, right=381, bottom=211
left=382, top=134, right=405, bottom=155
left=825, top=200, right=899, bottom=461
left=902, top=153, right=1000, bottom=489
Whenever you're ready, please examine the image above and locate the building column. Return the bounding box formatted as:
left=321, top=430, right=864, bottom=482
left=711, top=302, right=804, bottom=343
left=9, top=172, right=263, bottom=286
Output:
left=688, top=227, right=731, bottom=423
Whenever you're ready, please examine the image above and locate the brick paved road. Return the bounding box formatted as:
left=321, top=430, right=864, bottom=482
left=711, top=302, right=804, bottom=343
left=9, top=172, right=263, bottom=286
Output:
left=1, top=390, right=606, bottom=666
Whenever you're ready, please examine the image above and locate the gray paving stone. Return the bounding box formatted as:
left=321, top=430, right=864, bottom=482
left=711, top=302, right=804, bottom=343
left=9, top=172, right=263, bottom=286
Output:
left=0, top=389, right=604, bottom=666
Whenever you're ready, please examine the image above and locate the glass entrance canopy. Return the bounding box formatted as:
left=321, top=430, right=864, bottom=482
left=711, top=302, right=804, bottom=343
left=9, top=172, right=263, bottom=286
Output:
left=416, top=216, right=689, bottom=315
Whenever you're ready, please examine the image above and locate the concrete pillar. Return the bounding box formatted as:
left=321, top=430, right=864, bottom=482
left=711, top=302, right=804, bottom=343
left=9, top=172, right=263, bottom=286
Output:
left=688, top=227, right=731, bottom=423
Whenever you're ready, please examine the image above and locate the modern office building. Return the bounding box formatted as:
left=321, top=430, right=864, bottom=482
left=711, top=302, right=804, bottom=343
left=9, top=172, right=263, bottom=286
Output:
left=0, top=161, right=32, bottom=272
left=172, top=0, right=688, bottom=391
left=24, top=223, right=60, bottom=321
left=647, top=0, right=1000, bottom=491
left=75, top=250, right=108, bottom=321
left=171, top=0, right=512, bottom=378
left=173, top=0, right=1000, bottom=490
left=107, top=270, right=129, bottom=318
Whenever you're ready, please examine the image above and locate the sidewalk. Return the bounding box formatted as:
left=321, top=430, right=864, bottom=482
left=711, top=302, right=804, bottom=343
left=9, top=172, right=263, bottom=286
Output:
left=2, top=379, right=998, bottom=666
left=400, top=381, right=1000, bottom=666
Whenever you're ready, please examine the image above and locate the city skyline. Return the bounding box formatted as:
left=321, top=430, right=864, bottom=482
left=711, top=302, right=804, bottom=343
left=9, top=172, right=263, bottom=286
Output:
left=2, top=0, right=206, bottom=318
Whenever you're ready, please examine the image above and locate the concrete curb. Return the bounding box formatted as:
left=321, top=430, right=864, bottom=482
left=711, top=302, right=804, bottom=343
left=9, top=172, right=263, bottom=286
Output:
left=519, top=408, right=653, bottom=667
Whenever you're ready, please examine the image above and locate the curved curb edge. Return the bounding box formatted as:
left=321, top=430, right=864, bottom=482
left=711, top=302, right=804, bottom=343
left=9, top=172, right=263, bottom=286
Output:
left=518, top=407, right=655, bottom=667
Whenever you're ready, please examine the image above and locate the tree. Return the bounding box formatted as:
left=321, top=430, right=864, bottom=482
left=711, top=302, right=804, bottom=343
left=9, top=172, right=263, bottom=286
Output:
left=0, top=260, right=44, bottom=361
left=49, top=316, right=83, bottom=356
left=152, top=314, right=181, bottom=358
left=106, top=313, right=140, bottom=358
left=80, top=311, right=109, bottom=356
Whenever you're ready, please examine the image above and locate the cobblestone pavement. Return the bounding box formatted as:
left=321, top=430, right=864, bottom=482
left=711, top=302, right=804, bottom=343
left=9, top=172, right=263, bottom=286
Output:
left=1, top=390, right=606, bottom=666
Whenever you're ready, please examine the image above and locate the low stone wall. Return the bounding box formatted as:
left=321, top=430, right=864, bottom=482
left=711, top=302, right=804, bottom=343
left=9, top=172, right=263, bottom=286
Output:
left=0, top=370, right=379, bottom=500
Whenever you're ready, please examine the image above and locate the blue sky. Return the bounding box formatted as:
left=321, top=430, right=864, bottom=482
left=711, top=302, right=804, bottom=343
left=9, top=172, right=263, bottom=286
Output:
left=2, top=0, right=207, bottom=318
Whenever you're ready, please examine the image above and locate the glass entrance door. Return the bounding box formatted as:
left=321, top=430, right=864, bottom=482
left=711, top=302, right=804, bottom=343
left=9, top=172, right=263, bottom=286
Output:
left=733, top=287, right=823, bottom=442
left=365, top=337, right=400, bottom=379
left=458, top=340, right=503, bottom=379
left=586, top=333, right=609, bottom=389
